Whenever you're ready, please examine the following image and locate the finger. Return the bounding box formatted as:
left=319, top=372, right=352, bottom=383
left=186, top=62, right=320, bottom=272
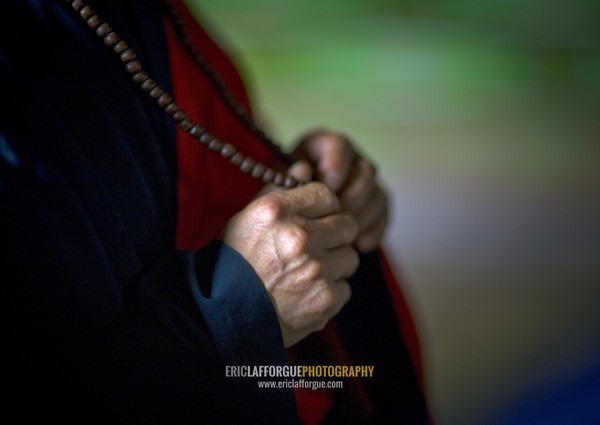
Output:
left=356, top=212, right=388, bottom=253
left=354, top=188, right=387, bottom=233
left=326, top=280, right=352, bottom=321
left=307, top=213, right=358, bottom=250
left=303, top=132, right=355, bottom=192
left=321, top=245, right=359, bottom=281
left=339, top=158, right=377, bottom=215
left=277, top=182, right=340, bottom=218
left=287, top=160, right=313, bottom=184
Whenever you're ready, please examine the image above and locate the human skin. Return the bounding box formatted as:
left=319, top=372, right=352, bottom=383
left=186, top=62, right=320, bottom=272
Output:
left=294, top=129, right=389, bottom=253
left=223, top=129, right=389, bottom=347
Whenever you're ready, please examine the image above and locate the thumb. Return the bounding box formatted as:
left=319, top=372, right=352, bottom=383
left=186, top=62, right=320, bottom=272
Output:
left=301, top=132, right=354, bottom=193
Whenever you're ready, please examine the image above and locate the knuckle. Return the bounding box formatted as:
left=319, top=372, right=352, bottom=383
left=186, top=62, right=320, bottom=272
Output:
left=280, top=225, right=309, bottom=257
left=254, top=195, right=284, bottom=223
left=304, top=259, right=325, bottom=281
left=312, top=182, right=339, bottom=211
left=315, top=287, right=336, bottom=315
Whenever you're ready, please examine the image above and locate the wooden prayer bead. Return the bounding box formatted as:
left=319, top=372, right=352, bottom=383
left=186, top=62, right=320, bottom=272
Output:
left=239, top=158, right=255, bottom=173
left=220, top=144, right=236, bottom=158
left=230, top=153, right=244, bottom=166
left=125, top=60, right=142, bottom=74
left=80, top=5, right=94, bottom=19
left=140, top=78, right=157, bottom=91
left=251, top=163, right=266, bottom=179
left=189, top=125, right=204, bottom=138
left=96, top=23, right=112, bottom=37
left=120, top=49, right=136, bottom=63
left=113, top=41, right=129, bottom=54
left=172, top=111, right=186, bottom=122
left=103, top=32, right=120, bottom=47
left=86, top=15, right=101, bottom=28
left=157, top=93, right=172, bottom=107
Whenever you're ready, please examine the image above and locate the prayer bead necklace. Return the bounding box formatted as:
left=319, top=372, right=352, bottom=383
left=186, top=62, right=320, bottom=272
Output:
left=64, top=0, right=301, bottom=189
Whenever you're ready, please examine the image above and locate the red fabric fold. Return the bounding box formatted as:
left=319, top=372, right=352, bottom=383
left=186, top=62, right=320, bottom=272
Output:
left=378, top=248, right=425, bottom=387
left=165, top=1, right=287, bottom=251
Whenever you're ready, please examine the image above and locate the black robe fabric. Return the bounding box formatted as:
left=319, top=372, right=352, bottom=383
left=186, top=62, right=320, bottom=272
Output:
left=2, top=1, right=295, bottom=423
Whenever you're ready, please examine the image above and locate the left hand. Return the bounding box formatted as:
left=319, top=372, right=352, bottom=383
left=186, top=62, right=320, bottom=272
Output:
left=293, top=128, right=389, bottom=253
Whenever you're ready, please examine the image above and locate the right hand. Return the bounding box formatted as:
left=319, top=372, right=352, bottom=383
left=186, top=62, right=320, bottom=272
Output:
left=222, top=180, right=359, bottom=347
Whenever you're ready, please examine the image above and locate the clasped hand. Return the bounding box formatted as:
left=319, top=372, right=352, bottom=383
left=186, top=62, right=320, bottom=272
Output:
left=223, top=129, right=389, bottom=347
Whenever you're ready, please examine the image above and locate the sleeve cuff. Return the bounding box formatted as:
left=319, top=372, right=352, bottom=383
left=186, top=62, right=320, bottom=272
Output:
left=189, top=239, right=287, bottom=367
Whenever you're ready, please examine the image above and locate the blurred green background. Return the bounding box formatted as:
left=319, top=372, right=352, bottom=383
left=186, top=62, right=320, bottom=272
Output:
left=186, top=1, right=600, bottom=424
